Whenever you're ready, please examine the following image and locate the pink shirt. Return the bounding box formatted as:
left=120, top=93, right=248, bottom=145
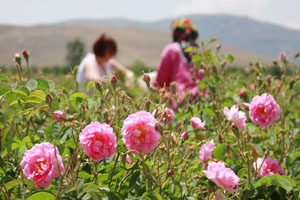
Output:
left=156, top=42, right=199, bottom=96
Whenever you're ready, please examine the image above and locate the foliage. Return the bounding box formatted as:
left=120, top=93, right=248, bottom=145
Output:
left=0, top=40, right=299, bottom=199
left=65, top=38, right=85, bottom=68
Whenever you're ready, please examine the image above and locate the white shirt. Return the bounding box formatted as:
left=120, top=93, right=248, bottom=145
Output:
left=76, top=53, right=113, bottom=84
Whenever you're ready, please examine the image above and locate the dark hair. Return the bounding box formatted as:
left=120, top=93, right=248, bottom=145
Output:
left=93, top=34, right=117, bottom=57
left=173, top=28, right=198, bottom=42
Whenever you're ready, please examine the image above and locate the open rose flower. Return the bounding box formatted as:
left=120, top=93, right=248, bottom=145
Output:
left=20, top=142, right=65, bottom=188
left=199, top=140, right=215, bottom=163
left=249, top=93, right=280, bottom=127
left=190, top=117, right=205, bottom=130
left=224, top=105, right=247, bottom=130
left=122, top=111, right=161, bottom=154
left=160, top=107, right=175, bottom=124
left=79, top=122, right=117, bottom=161
left=253, top=157, right=285, bottom=177
left=203, top=161, right=240, bottom=192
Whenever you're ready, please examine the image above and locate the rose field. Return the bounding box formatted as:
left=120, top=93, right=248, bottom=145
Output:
left=0, top=40, right=300, bottom=200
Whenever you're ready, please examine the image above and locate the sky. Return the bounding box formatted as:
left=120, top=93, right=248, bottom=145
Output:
left=0, top=0, right=299, bottom=30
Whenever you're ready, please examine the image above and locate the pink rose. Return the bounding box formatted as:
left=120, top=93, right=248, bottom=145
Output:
left=224, top=105, right=247, bottom=130
left=20, top=142, right=64, bottom=188
left=203, top=161, right=240, bottom=192
left=249, top=93, right=280, bottom=127
left=190, top=117, right=205, bottom=130
left=160, top=107, right=175, bottom=124
left=253, top=157, right=285, bottom=177
left=79, top=122, right=117, bottom=161
left=181, top=131, right=189, bottom=140
left=122, top=111, right=161, bottom=154
left=199, top=140, right=215, bottom=163
left=52, top=110, right=66, bottom=122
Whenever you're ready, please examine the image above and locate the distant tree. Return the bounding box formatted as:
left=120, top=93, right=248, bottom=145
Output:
left=65, top=38, right=85, bottom=68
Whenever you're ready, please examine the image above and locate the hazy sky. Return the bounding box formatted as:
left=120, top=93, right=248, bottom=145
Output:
left=1, top=0, right=299, bottom=30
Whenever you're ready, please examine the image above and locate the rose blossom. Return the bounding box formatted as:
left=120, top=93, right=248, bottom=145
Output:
left=253, top=157, right=285, bottom=177
left=203, top=161, right=240, bottom=192
left=160, top=107, right=175, bottom=124
left=224, top=105, right=247, bottom=130
left=249, top=93, right=280, bottom=127
left=122, top=111, right=161, bottom=154
left=20, top=142, right=64, bottom=188
left=79, top=122, right=117, bottom=161
left=52, top=110, right=66, bottom=122
left=199, top=140, right=215, bottom=163
left=190, top=117, right=205, bottom=130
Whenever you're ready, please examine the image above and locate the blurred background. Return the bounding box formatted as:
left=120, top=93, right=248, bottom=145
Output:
left=0, top=0, right=299, bottom=72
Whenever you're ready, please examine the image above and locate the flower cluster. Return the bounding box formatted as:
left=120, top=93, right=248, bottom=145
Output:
left=223, top=105, right=246, bottom=130
left=253, top=157, right=285, bottom=177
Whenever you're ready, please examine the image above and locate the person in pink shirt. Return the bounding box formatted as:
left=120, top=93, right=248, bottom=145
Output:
left=155, top=18, right=203, bottom=108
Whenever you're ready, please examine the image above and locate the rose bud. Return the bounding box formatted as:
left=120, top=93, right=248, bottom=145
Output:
left=22, top=50, right=29, bottom=62
left=52, top=110, right=66, bottom=123
left=280, top=53, right=287, bottom=62
left=14, top=53, right=21, bottom=65
left=266, top=75, right=271, bottom=83
left=111, top=76, right=117, bottom=84
left=181, top=131, right=189, bottom=140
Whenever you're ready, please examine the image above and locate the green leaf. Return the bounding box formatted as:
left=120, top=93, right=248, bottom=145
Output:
left=248, top=125, right=257, bottom=134
left=203, top=108, right=216, bottom=117
left=84, top=184, right=99, bottom=193
left=277, top=177, right=293, bottom=192
left=26, top=79, right=38, bottom=91
left=27, top=192, right=55, bottom=200
left=18, top=146, right=28, bottom=162
left=37, top=79, right=49, bottom=90
left=47, top=80, right=55, bottom=90
left=5, top=180, right=19, bottom=190
left=71, top=92, right=87, bottom=100
left=129, top=171, right=140, bottom=190
left=227, top=54, right=234, bottom=63
left=237, top=168, right=247, bottom=178
left=212, top=144, right=226, bottom=161
left=142, top=192, right=163, bottom=200
left=255, top=176, right=271, bottom=188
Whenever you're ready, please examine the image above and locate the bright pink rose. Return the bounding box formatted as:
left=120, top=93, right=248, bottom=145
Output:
left=160, top=107, right=175, bottom=124
left=224, top=105, right=247, bottom=130
left=199, top=140, right=215, bottom=163
left=52, top=110, right=66, bottom=122
left=190, top=117, right=205, bottom=130
left=122, top=111, right=161, bottom=154
left=249, top=93, right=280, bottom=127
left=253, top=157, right=285, bottom=177
left=20, top=142, right=64, bottom=188
left=203, top=161, right=240, bottom=192
left=79, top=122, right=117, bottom=161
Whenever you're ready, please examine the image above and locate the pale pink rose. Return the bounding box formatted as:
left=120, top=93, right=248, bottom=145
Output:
left=52, top=110, right=66, bottom=122
left=253, top=157, right=285, bottom=177
left=181, top=131, right=189, bottom=140
left=190, top=117, right=205, bottom=130
left=79, top=122, right=117, bottom=161
left=249, top=93, right=280, bottom=127
left=242, top=103, right=250, bottom=110
left=20, top=142, right=65, bottom=188
left=245, top=67, right=250, bottom=73
left=199, top=140, right=215, bottom=163
left=126, top=154, right=135, bottom=165
left=203, top=161, right=240, bottom=192
left=122, top=111, right=161, bottom=154
left=214, top=193, right=226, bottom=200
left=223, top=105, right=247, bottom=130
left=160, top=107, right=175, bottom=124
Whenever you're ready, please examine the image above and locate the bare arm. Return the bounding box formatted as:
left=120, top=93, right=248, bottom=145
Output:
left=109, top=59, right=134, bottom=79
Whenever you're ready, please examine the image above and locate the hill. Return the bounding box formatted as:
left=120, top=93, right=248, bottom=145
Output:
left=61, top=14, right=300, bottom=58
left=0, top=24, right=273, bottom=68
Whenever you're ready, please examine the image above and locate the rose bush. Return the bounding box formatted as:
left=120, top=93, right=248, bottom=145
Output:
left=0, top=41, right=299, bottom=199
